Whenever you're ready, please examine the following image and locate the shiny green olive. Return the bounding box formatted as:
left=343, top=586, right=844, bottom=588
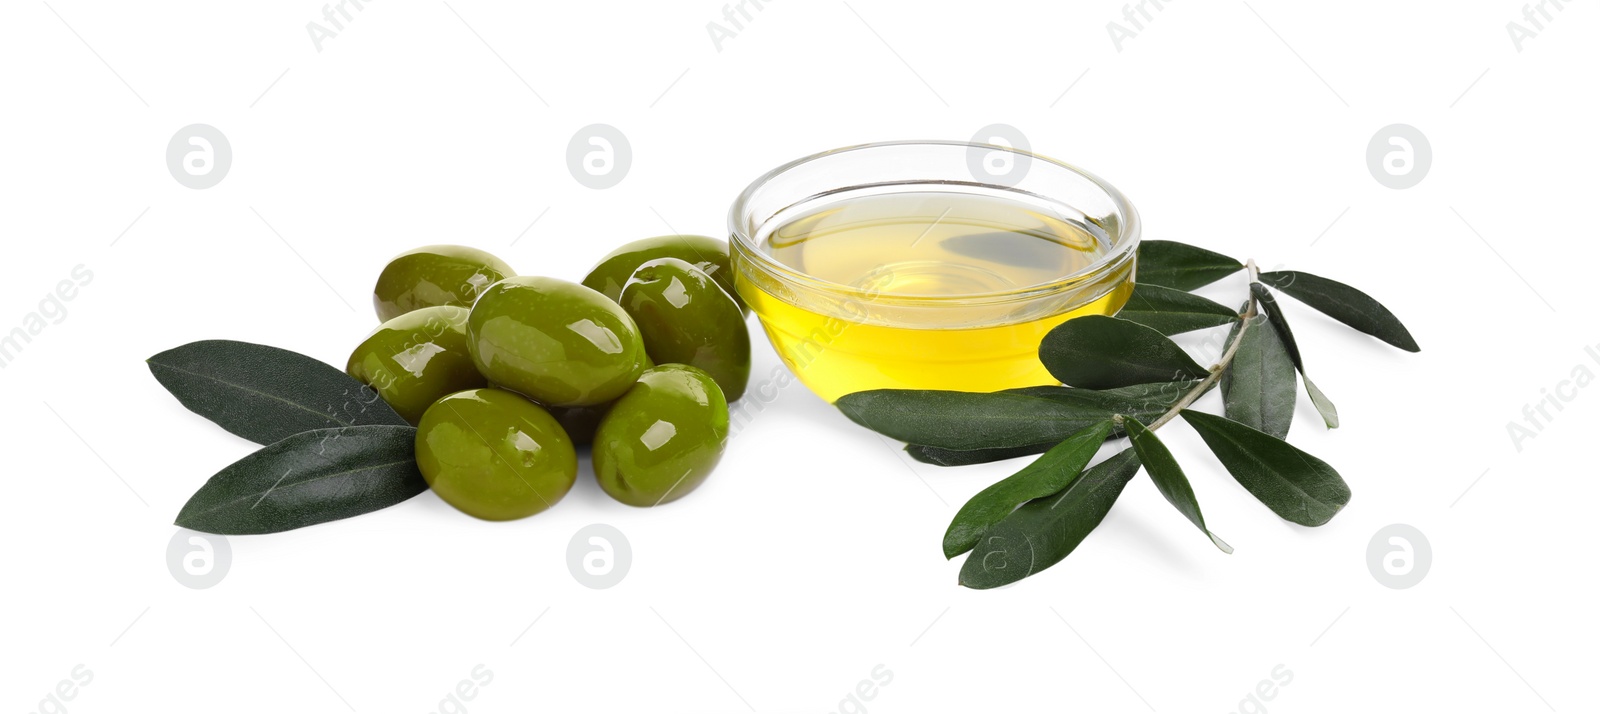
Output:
left=346, top=306, right=486, bottom=424
left=373, top=245, right=514, bottom=322
left=621, top=258, right=750, bottom=401
left=414, top=388, right=577, bottom=521
left=467, top=276, right=645, bottom=407
left=581, top=235, right=746, bottom=314
left=593, top=364, right=729, bottom=507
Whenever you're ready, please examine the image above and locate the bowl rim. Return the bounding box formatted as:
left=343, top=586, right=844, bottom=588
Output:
left=727, top=139, right=1141, bottom=307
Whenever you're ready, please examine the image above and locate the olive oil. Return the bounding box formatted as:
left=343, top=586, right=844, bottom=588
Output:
left=735, top=192, right=1134, bottom=402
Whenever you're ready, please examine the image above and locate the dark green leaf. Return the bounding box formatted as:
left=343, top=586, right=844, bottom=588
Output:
left=1005, top=379, right=1206, bottom=435
left=1251, top=284, right=1338, bottom=428
left=149, top=340, right=408, bottom=445
left=1040, top=315, right=1209, bottom=389
left=959, top=449, right=1142, bottom=589
left=1221, top=313, right=1296, bottom=439
left=1179, top=410, right=1350, bottom=526
left=175, top=425, right=426, bottom=534
left=903, top=380, right=1207, bottom=466
left=906, top=441, right=1058, bottom=467
left=943, top=421, right=1114, bottom=559
left=1137, top=240, right=1244, bottom=291
left=1005, top=380, right=1205, bottom=406
left=1258, top=270, right=1419, bottom=352
left=1249, top=284, right=1302, bottom=370
left=1124, top=418, right=1232, bottom=553
left=1117, top=283, right=1241, bottom=335
left=838, top=390, right=1111, bottom=451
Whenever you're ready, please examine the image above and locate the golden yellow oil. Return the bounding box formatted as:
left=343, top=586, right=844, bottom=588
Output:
left=736, top=192, right=1133, bottom=402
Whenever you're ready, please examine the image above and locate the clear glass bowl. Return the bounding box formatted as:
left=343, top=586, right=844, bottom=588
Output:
left=729, top=140, right=1140, bottom=402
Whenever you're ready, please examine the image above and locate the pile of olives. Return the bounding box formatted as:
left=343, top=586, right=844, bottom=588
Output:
left=346, top=238, right=750, bottom=521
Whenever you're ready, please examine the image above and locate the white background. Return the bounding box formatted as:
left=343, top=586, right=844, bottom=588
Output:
left=3, top=1, right=1596, bottom=712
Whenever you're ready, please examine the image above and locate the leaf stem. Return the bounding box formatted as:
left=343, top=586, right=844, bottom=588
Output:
left=1143, top=260, right=1260, bottom=432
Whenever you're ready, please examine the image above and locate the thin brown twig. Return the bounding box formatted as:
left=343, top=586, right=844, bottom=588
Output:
left=1142, top=259, right=1260, bottom=432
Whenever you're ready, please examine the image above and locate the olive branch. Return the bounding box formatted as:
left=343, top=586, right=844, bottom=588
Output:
left=835, top=240, right=1419, bottom=588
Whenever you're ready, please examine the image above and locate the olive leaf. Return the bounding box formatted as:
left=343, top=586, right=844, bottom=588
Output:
left=175, top=425, right=426, bottom=535
left=1221, top=312, right=1296, bottom=440
left=1124, top=418, right=1232, bottom=553
left=149, top=340, right=408, bottom=445
left=1137, top=240, right=1245, bottom=291
left=906, top=441, right=1062, bottom=467
left=942, top=420, right=1114, bottom=559
left=836, top=390, right=1111, bottom=451
left=1250, top=284, right=1338, bottom=429
left=1258, top=270, right=1419, bottom=352
left=1004, top=379, right=1206, bottom=432
left=903, top=380, right=1206, bottom=465
left=1302, top=377, right=1338, bottom=429
left=1116, top=283, right=1241, bottom=335
left=1179, top=410, right=1350, bottom=527
left=841, top=246, right=1410, bottom=589
left=1249, top=284, right=1301, bottom=369
left=1039, top=315, right=1209, bottom=389
left=959, top=449, right=1143, bottom=590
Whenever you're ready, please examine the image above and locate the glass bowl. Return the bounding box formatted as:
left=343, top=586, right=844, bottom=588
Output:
left=729, top=140, right=1140, bottom=402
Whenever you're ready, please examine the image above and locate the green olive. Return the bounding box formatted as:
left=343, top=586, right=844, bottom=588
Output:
left=621, top=258, right=750, bottom=401
left=373, top=245, right=514, bottom=322
left=593, top=364, right=729, bottom=507
left=581, top=235, right=745, bottom=314
left=467, top=276, right=645, bottom=407
left=346, top=306, right=486, bottom=424
left=414, top=388, right=577, bottom=521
